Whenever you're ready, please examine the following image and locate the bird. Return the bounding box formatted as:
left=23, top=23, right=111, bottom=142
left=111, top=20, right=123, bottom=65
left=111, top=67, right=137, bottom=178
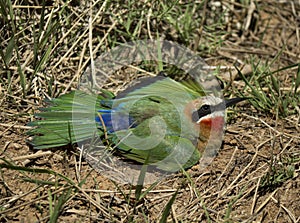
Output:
left=27, top=74, right=246, bottom=172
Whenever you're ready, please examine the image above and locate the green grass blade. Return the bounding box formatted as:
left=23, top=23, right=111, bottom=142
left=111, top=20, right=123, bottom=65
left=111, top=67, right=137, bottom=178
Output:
left=159, top=189, right=178, bottom=223
left=295, top=63, right=300, bottom=95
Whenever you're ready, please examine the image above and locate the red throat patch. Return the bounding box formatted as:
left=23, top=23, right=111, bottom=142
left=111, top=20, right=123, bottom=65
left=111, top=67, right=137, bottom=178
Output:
left=199, top=116, right=225, bottom=132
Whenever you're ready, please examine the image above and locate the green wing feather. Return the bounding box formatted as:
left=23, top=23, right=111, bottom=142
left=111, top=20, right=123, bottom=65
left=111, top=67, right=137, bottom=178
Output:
left=117, top=77, right=205, bottom=102
left=114, top=119, right=200, bottom=172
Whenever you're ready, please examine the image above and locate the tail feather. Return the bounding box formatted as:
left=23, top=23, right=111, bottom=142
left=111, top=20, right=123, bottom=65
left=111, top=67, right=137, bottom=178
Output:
left=27, top=90, right=114, bottom=149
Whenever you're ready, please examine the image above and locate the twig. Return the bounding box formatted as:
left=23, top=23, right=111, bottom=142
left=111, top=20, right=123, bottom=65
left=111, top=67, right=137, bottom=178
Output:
left=0, top=151, right=53, bottom=164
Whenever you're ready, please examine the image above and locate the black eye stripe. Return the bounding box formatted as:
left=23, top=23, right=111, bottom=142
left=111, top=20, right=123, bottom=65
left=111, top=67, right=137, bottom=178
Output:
left=202, top=104, right=210, bottom=110
left=191, top=111, right=200, bottom=122
left=198, top=104, right=212, bottom=117
left=191, top=104, right=211, bottom=122
left=191, top=102, right=226, bottom=122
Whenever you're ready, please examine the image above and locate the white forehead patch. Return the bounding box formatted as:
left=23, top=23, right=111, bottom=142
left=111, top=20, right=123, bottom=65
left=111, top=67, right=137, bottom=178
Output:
left=201, top=96, right=223, bottom=106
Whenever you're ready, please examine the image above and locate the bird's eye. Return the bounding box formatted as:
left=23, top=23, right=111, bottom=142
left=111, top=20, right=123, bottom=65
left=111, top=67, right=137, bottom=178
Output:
left=201, top=104, right=210, bottom=111
left=191, top=104, right=212, bottom=123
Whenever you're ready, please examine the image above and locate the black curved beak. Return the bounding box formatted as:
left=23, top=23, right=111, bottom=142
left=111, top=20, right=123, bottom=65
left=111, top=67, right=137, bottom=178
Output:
left=225, top=97, right=248, bottom=108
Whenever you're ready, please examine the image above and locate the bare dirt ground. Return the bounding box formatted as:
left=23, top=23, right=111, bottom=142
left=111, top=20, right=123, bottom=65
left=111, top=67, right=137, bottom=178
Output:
left=0, top=1, right=299, bottom=222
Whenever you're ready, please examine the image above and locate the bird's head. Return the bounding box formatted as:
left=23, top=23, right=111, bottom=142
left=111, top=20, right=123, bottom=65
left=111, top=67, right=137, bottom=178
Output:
left=184, top=96, right=245, bottom=137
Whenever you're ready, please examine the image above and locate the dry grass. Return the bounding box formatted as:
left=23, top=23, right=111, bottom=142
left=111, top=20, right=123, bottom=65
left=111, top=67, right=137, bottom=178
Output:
left=0, top=0, right=299, bottom=222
